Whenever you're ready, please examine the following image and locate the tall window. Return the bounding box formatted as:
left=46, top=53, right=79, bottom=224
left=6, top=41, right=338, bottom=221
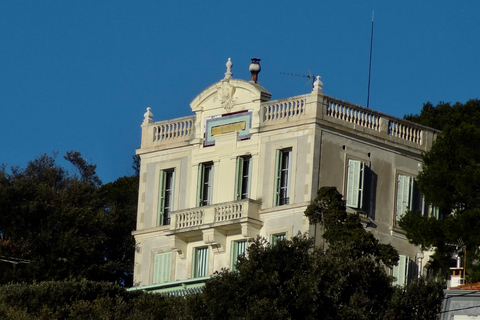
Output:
left=193, top=247, right=208, bottom=278
left=197, top=163, right=213, bottom=206
left=346, top=159, right=365, bottom=209
left=396, top=174, right=423, bottom=222
left=231, top=240, right=248, bottom=272
left=235, top=156, right=252, bottom=200
left=274, top=149, right=292, bottom=206
left=392, top=254, right=416, bottom=286
left=153, top=252, right=171, bottom=284
left=158, top=169, right=175, bottom=226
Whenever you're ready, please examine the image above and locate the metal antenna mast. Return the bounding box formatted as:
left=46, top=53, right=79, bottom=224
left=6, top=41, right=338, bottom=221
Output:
left=281, top=71, right=316, bottom=88
left=366, top=11, right=375, bottom=109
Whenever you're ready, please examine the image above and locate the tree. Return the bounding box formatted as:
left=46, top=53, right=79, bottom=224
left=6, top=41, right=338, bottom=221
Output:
left=0, top=152, right=138, bottom=285
left=304, top=186, right=399, bottom=268
left=400, top=99, right=480, bottom=281
left=201, top=235, right=394, bottom=320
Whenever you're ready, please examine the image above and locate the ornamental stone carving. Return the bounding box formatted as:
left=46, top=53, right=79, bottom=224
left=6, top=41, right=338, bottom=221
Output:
left=217, top=80, right=237, bottom=111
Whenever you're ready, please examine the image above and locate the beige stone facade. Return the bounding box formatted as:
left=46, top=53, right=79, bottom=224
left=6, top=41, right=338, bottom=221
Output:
left=132, top=59, right=439, bottom=292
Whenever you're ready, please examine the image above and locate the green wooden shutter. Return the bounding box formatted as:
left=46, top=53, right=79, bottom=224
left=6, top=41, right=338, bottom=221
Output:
left=274, top=150, right=282, bottom=206
left=396, top=175, right=411, bottom=221
left=153, top=252, right=171, bottom=284
left=196, top=164, right=205, bottom=207
left=207, top=164, right=214, bottom=205
left=235, top=157, right=244, bottom=200
left=393, top=255, right=408, bottom=286
left=231, top=240, right=248, bottom=272
left=157, top=170, right=167, bottom=226
left=346, top=160, right=361, bottom=208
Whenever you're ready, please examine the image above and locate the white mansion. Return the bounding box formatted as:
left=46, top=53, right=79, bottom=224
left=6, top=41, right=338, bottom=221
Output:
left=132, top=58, right=439, bottom=294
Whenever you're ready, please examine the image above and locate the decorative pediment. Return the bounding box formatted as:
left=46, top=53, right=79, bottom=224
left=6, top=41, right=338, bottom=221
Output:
left=190, top=78, right=271, bottom=113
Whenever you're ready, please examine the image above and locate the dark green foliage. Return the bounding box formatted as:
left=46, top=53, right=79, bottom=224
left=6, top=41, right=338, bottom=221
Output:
left=386, top=278, right=444, bottom=320
left=202, top=235, right=394, bottom=320
left=404, top=99, right=480, bottom=130
left=305, top=186, right=399, bottom=268
left=401, top=99, right=480, bottom=282
left=0, top=152, right=138, bottom=285
left=0, top=279, right=207, bottom=320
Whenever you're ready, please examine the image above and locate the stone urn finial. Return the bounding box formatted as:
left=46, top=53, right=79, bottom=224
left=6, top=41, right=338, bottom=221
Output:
left=224, top=58, right=233, bottom=80
left=143, top=107, right=153, bottom=125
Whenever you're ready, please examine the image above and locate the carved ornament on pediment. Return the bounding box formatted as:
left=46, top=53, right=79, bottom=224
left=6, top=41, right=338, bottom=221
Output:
left=217, top=80, right=237, bottom=112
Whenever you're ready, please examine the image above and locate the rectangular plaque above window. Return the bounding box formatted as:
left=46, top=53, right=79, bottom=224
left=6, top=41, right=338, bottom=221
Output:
left=204, top=110, right=252, bottom=147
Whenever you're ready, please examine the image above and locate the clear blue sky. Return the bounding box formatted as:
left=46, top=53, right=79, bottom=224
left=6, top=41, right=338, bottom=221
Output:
left=1, top=1, right=478, bottom=183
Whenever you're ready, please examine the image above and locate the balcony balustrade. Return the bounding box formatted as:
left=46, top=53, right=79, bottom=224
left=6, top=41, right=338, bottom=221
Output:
left=166, top=199, right=262, bottom=257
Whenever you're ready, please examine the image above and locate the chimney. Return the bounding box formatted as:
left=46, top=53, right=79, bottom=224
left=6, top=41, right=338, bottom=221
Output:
left=249, top=58, right=261, bottom=83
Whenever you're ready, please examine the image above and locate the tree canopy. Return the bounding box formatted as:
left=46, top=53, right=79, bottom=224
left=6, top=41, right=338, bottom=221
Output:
left=304, top=186, right=399, bottom=268
left=401, top=99, right=480, bottom=281
left=0, top=152, right=138, bottom=286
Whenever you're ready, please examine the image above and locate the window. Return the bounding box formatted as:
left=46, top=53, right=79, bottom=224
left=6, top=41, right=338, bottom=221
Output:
left=231, top=240, right=248, bottom=272
left=193, top=247, right=208, bottom=278
left=396, top=174, right=423, bottom=222
left=153, top=252, right=171, bottom=284
left=392, top=254, right=417, bottom=286
left=274, top=149, right=292, bottom=206
left=235, top=156, right=252, bottom=200
left=197, top=163, right=213, bottom=206
left=158, top=169, right=175, bottom=226
left=271, top=232, right=287, bottom=245
left=346, top=159, right=365, bottom=209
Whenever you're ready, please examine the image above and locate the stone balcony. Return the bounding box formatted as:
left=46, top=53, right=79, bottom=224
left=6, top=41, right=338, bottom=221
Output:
left=165, top=199, right=262, bottom=258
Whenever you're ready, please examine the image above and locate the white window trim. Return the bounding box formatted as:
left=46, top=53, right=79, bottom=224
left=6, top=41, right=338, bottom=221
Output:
left=235, top=156, right=252, bottom=200
left=197, top=162, right=214, bottom=207
left=157, top=169, right=175, bottom=226
left=274, top=148, right=292, bottom=206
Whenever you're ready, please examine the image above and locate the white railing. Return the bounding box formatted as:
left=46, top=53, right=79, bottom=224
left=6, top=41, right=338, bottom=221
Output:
left=215, top=202, right=243, bottom=222
left=171, top=199, right=260, bottom=231
left=153, top=116, right=195, bottom=142
left=388, top=120, right=422, bottom=144
left=175, top=209, right=204, bottom=229
left=325, top=97, right=380, bottom=131
left=263, top=97, right=306, bottom=122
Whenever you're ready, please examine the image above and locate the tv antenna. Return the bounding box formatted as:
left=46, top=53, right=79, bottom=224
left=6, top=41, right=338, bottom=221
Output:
left=281, top=71, right=317, bottom=88
left=366, top=10, right=375, bottom=109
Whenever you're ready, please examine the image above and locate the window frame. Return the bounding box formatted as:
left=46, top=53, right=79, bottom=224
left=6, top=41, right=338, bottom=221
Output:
left=230, top=240, right=248, bottom=272
left=158, top=169, right=175, bottom=226
left=274, top=149, right=292, bottom=206
left=270, top=232, right=287, bottom=245
left=235, top=156, right=252, bottom=200
left=197, top=162, right=214, bottom=207
left=395, top=173, right=425, bottom=224
left=345, top=159, right=366, bottom=209
left=193, top=246, right=209, bottom=278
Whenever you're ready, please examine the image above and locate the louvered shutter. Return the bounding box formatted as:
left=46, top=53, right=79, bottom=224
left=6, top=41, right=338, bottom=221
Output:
left=393, top=255, right=408, bottom=286
left=153, top=252, right=171, bottom=284
left=196, top=164, right=205, bottom=207
left=396, top=175, right=411, bottom=221
left=235, top=157, right=244, bottom=200
left=346, top=160, right=363, bottom=208
left=157, top=171, right=167, bottom=226
left=274, top=150, right=282, bottom=206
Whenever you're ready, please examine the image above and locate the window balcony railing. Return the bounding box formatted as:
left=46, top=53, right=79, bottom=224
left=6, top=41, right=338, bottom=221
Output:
left=166, top=199, right=263, bottom=258
left=170, top=199, right=261, bottom=233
